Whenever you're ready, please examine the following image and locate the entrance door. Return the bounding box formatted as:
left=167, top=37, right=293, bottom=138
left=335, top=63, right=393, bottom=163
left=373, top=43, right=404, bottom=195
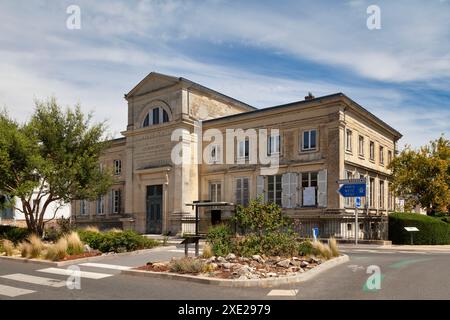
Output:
left=211, top=210, right=222, bottom=226
left=146, top=185, right=163, bottom=234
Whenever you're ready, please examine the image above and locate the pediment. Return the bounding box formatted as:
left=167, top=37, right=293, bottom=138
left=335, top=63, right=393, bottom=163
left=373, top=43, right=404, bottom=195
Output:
left=126, top=72, right=180, bottom=99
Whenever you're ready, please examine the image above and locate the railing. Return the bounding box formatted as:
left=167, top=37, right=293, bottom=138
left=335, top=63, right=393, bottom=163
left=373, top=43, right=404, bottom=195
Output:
left=180, top=213, right=389, bottom=240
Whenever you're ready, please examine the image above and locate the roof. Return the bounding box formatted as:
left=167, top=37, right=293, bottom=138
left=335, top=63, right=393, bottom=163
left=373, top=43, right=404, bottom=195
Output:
left=204, top=92, right=402, bottom=140
left=125, top=72, right=256, bottom=112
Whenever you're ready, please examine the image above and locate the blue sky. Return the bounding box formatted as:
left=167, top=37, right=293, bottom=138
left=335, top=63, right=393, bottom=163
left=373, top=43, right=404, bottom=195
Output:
left=0, top=0, right=449, bottom=147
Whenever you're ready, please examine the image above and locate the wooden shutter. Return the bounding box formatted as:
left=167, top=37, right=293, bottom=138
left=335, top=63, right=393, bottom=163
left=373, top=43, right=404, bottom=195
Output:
left=317, top=169, right=327, bottom=207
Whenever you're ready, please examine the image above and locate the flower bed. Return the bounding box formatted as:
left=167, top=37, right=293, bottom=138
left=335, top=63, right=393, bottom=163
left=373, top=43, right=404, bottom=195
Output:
left=136, top=253, right=326, bottom=280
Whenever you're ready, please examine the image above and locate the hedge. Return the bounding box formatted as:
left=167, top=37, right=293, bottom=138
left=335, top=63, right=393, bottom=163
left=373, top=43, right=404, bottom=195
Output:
left=78, top=230, right=159, bottom=253
left=389, top=212, right=450, bottom=245
left=0, top=226, right=30, bottom=244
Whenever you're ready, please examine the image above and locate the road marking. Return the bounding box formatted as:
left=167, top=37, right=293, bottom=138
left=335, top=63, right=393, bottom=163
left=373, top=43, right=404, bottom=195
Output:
left=78, top=263, right=133, bottom=270
left=37, top=268, right=113, bottom=279
left=0, top=284, right=35, bottom=297
left=267, top=289, right=298, bottom=296
left=362, top=274, right=385, bottom=292
left=0, top=274, right=66, bottom=287
left=389, top=258, right=431, bottom=269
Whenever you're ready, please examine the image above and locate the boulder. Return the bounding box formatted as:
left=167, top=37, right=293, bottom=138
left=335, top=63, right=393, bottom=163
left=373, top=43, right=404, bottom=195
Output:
left=251, top=255, right=264, bottom=263
left=225, top=253, right=236, bottom=260
left=300, top=261, right=310, bottom=268
left=83, top=244, right=92, bottom=253
left=267, top=272, right=278, bottom=277
left=217, top=256, right=227, bottom=263
left=222, top=262, right=234, bottom=269
left=277, top=259, right=291, bottom=268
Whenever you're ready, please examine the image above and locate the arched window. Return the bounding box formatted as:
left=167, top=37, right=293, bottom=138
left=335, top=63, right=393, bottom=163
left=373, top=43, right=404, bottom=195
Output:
left=142, top=107, right=170, bottom=127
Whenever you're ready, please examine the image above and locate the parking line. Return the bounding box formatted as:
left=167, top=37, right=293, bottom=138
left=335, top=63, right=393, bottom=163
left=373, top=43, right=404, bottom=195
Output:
left=78, top=263, right=133, bottom=271
left=267, top=289, right=298, bottom=296
left=0, top=284, right=35, bottom=297
left=37, top=268, right=113, bottom=279
left=1, top=274, right=66, bottom=287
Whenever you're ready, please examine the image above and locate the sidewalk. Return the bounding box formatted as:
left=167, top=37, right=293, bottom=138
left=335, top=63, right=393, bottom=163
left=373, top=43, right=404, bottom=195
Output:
left=340, top=243, right=450, bottom=252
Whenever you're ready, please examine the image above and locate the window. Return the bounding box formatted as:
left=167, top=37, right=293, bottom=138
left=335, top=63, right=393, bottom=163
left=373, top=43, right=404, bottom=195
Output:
left=237, top=139, right=249, bottom=160
left=379, top=146, right=384, bottom=165
left=142, top=107, right=170, bottom=127
left=347, top=223, right=352, bottom=232
left=235, top=178, right=249, bottom=206
left=369, top=141, right=375, bottom=161
left=267, top=175, right=282, bottom=206
left=301, top=172, right=318, bottom=206
left=388, top=184, right=393, bottom=210
left=358, top=136, right=365, bottom=157
left=388, top=150, right=393, bottom=165
left=80, top=200, right=87, bottom=216
left=96, top=195, right=104, bottom=215
left=114, top=159, right=122, bottom=175
left=268, top=134, right=281, bottom=155
left=346, top=129, right=353, bottom=152
left=302, top=129, right=317, bottom=151
left=210, top=144, right=219, bottom=163
left=379, top=180, right=385, bottom=209
left=112, top=190, right=121, bottom=214
left=369, top=178, right=375, bottom=207
left=209, top=182, right=222, bottom=202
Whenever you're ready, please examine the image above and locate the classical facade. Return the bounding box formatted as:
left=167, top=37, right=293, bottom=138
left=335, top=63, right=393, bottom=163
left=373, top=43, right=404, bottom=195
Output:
left=71, top=72, right=402, bottom=238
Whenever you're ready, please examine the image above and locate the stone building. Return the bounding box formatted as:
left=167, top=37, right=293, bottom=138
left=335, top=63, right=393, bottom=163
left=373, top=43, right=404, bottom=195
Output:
left=71, top=72, right=402, bottom=239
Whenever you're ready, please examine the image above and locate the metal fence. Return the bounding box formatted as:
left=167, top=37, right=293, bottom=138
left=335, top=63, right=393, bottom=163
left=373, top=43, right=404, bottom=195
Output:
left=291, top=215, right=389, bottom=240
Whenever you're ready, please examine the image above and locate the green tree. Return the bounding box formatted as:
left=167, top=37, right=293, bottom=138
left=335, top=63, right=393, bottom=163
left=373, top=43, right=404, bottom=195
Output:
left=389, top=136, right=450, bottom=215
left=0, top=98, right=113, bottom=236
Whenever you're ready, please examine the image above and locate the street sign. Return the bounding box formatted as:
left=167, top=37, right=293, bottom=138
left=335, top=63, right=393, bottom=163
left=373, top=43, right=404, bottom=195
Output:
left=404, top=227, right=419, bottom=244
left=355, top=197, right=361, bottom=208
left=337, top=178, right=366, bottom=185
left=312, top=227, right=319, bottom=240
left=338, top=184, right=366, bottom=197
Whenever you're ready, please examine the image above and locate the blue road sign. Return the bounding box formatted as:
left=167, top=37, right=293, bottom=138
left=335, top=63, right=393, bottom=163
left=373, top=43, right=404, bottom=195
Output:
left=338, top=184, right=366, bottom=197
left=355, top=197, right=361, bottom=208
left=312, top=227, right=319, bottom=240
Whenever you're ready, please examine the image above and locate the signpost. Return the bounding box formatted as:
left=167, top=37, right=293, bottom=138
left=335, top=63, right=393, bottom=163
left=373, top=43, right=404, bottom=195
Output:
left=337, top=178, right=366, bottom=245
left=404, top=227, right=419, bottom=245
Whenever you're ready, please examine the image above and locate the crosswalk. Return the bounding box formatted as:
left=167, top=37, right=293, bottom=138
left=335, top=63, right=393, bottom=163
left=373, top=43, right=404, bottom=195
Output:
left=0, top=262, right=132, bottom=298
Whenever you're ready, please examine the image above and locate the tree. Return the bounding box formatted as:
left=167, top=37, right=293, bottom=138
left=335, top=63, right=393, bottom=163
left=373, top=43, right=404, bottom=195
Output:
left=389, top=136, right=450, bottom=215
left=0, top=98, right=113, bottom=236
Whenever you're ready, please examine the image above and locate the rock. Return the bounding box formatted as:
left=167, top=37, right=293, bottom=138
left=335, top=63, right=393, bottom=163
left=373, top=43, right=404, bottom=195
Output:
left=277, top=259, right=291, bottom=268
left=239, top=257, right=250, bottom=263
left=300, top=261, right=310, bottom=268
left=299, top=268, right=305, bottom=273
left=236, top=265, right=253, bottom=275
left=267, top=272, right=278, bottom=277
left=310, top=257, right=321, bottom=264
left=206, top=257, right=216, bottom=264
left=209, top=263, right=218, bottom=269
left=251, top=254, right=264, bottom=263
left=248, top=273, right=260, bottom=279
left=292, top=256, right=300, bottom=261
left=222, top=262, right=234, bottom=269
left=274, top=256, right=281, bottom=262
left=225, top=253, right=236, bottom=260
left=83, top=244, right=92, bottom=253
left=217, top=256, right=227, bottom=263
left=238, top=275, right=248, bottom=280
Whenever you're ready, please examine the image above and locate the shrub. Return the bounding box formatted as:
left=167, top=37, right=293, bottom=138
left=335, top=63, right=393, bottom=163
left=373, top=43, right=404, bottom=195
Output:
left=0, top=226, right=29, bottom=244
left=234, top=232, right=304, bottom=257
left=18, top=241, right=31, bottom=258
left=169, top=258, right=205, bottom=274
left=83, top=226, right=100, bottom=233
left=389, top=212, right=450, bottom=245
left=328, top=238, right=340, bottom=257
left=1, top=240, right=14, bottom=256
left=201, top=242, right=213, bottom=259
left=206, top=224, right=233, bottom=256
left=45, top=238, right=68, bottom=261
left=312, top=240, right=332, bottom=260
left=65, top=231, right=84, bottom=255
left=43, top=226, right=60, bottom=242
left=56, top=217, right=76, bottom=235
left=27, top=234, right=44, bottom=258
left=78, top=229, right=158, bottom=253
left=297, top=240, right=315, bottom=256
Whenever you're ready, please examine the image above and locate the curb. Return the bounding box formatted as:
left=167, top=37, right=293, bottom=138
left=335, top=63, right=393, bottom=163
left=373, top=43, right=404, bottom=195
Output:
left=0, top=245, right=177, bottom=267
left=120, top=254, right=350, bottom=288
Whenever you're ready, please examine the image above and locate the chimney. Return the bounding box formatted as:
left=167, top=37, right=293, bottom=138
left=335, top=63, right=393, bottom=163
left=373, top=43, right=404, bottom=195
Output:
left=305, top=92, right=315, bottom=100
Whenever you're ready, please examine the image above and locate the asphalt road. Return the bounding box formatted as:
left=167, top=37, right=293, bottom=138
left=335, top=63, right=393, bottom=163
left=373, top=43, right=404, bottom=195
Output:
left=1, top=245, right=450, bottom=300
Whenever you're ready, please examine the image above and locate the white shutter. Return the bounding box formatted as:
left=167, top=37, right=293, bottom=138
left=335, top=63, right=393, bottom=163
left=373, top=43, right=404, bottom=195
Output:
left=290, top=173, right=299, bottom=208
left=256, top=176, right=265, bottom=201
left=318, top=169, right=327, bottom=207
left=281, top=173, right=290, bottom=208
